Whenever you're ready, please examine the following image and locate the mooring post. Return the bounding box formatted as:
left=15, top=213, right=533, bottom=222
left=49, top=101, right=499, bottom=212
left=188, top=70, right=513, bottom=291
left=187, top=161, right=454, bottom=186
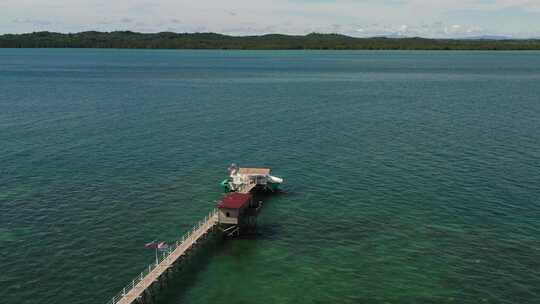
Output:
left=160, top=275, right=166, bottom=289
left=151, top=287, right=157, bottom=303
left=142, top=289, right=150, bottom=304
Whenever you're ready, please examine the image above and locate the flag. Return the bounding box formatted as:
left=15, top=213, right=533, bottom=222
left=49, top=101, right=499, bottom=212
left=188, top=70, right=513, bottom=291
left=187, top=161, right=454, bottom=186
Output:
left=157, top=242, right=168, bottom=250
left=145, top=241, right=158, bottom=249
left=228, top=163, right=238, bottom=175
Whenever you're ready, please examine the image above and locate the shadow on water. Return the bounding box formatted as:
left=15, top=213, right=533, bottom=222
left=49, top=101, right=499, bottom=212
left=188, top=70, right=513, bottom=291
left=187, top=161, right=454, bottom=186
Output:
left=253, top=188, right=289, bottom=199
left=247, top=222, right=286, bottom=241
left=154, top=190, right=287, bottom=303
left=155, top=233, right=225, bottom=304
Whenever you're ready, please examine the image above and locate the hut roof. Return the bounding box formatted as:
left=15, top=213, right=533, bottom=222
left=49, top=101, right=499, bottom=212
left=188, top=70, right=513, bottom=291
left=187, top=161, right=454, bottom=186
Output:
left=218, top=192, right=252, bottom=209
left=238, top=168, right=271, bottom=175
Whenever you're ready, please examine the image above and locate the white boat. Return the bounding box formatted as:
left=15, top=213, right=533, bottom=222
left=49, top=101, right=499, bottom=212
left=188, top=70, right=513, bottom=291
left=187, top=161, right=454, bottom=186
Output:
left=220, top=164, right=283, bottom=192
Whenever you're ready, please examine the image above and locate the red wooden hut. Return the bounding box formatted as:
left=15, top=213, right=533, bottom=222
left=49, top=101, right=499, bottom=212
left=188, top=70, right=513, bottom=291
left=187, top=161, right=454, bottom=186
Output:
left=217, top=192, right=253, bottom=225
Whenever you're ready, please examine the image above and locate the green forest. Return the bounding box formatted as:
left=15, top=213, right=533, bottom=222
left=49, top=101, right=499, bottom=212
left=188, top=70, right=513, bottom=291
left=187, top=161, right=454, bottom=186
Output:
left=2, top=31, right=540, bottom=50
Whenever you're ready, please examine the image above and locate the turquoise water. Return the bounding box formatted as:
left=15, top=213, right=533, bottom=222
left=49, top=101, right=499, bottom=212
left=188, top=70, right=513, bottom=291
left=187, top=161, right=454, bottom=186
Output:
left=1, top=49, right=540, bottom=304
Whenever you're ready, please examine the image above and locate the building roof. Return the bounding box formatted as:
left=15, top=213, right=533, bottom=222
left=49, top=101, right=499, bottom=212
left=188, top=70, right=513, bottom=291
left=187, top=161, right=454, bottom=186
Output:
left=238, top=167, right=271, bottom=175
left=218, top=192, right=252, bottom=209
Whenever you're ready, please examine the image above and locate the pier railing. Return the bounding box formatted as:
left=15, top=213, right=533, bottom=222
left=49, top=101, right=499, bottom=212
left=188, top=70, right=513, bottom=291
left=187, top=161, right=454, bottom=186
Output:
left=107, top=208, right=219, bottom=304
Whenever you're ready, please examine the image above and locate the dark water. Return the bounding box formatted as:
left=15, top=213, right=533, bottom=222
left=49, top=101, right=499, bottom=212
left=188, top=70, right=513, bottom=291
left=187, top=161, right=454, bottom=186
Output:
left=1, top=49, right=540, bottom=304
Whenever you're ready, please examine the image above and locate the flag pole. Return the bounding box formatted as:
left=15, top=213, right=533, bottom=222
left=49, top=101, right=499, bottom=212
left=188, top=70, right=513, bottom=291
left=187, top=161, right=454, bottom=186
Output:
left=155, top=246, right=158, bottom=266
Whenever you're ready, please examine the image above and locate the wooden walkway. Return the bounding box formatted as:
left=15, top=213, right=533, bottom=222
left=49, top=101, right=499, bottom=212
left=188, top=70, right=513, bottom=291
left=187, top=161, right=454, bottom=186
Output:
left=239, top=181, right=257, bottom=194
left=108, top=209, right=219, bottom=304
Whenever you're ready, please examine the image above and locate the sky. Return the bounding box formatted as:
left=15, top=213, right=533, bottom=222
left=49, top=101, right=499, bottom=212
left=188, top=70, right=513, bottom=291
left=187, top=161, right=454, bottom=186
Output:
left=1, top=0, right=540, bottom=38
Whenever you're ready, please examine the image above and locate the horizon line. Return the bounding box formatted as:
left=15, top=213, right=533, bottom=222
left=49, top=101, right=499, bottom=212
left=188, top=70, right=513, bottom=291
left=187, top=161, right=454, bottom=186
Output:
left=2, top=30, right=539, bottom=41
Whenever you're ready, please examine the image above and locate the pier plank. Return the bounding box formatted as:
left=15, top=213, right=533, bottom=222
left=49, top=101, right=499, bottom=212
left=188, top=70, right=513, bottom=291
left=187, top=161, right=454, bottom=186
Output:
left=112, top=211, right=219, bottom=304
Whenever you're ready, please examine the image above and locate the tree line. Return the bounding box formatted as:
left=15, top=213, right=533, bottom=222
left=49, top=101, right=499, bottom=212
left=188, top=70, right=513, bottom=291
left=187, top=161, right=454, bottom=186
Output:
left=1, top=31, right=540, bottom=50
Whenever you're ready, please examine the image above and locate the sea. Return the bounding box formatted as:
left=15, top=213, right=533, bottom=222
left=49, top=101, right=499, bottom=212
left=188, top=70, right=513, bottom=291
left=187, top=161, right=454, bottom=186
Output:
left=1, top=49, right=539, bottom=304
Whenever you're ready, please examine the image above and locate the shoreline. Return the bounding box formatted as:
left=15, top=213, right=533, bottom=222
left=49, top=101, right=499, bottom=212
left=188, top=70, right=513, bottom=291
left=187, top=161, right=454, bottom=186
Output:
left=2, top=31, right=540, bottom=51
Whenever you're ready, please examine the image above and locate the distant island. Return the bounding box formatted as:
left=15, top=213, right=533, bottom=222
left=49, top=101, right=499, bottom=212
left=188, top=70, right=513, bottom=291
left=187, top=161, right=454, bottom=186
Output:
left=1, top=31, right=540, bottom=50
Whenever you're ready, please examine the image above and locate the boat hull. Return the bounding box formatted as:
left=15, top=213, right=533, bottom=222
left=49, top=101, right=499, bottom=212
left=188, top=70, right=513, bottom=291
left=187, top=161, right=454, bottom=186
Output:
left=267, top=182, right=280, bottom=191
left=220, top=179, right=231, bottom=192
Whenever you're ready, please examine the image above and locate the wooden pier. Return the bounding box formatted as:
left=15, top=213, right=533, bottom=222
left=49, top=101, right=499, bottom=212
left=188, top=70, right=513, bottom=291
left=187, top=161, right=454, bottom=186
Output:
left=108, top=209, right=219, bottom=304
left=106, top=166, right=282, bottom=304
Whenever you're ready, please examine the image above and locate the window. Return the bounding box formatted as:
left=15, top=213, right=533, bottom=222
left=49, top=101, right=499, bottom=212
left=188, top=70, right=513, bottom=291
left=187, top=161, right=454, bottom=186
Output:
left=226, top=212, right=230, bottom=217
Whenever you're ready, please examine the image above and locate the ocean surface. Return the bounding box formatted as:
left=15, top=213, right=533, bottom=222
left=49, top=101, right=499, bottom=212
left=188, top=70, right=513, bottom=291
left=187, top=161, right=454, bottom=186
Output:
left=1, top=49, right=540, bottom=304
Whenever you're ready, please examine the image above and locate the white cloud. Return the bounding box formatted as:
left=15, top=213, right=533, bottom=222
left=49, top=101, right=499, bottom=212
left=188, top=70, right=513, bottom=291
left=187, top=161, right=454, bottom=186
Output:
left=0, top=0, right=539, bottom=37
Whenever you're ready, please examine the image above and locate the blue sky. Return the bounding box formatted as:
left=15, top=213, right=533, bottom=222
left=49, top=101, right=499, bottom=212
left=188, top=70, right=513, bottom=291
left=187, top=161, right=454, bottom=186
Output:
left=1, top=0, right=540, bottom=38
